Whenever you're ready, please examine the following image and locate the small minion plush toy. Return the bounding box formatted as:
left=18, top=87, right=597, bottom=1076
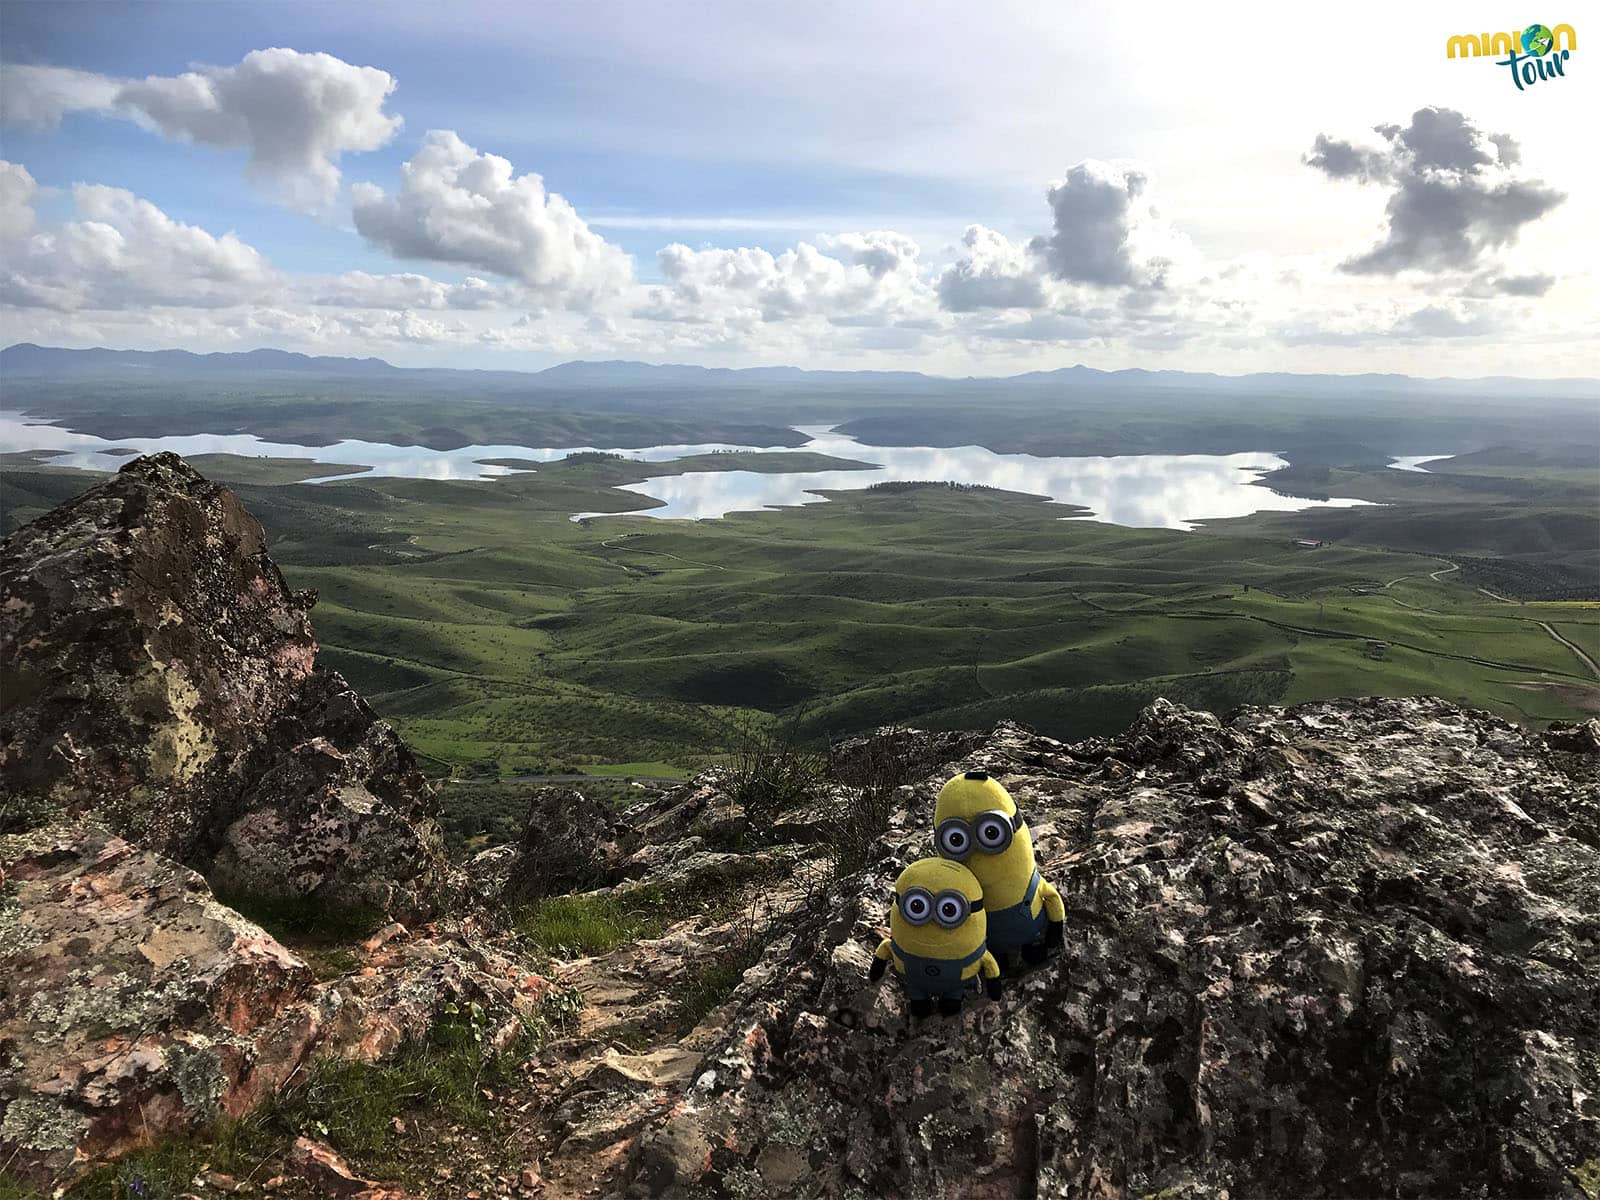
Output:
left=934, top=770, right=1064, bottom=965
left=869, top=858, right=1002, bottom=1018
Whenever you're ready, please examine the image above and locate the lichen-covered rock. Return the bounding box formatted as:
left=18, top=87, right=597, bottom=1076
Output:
left=208, top=675, right=453, bottom=922
left=618, top=697, right=1600, bottom=1199
left=319, top=916, right=554, bottom=1062
left=499, top=787, right=626, bottom=902
left=0, top=824, right=552, bottom=1191
left=0, top=453, right=449, bottom=919
left=0, top=822, right=326, bottom=1185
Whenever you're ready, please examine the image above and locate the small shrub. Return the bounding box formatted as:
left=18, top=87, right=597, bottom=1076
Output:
left=819, top=782, right=899, bottom=878
left=0, top=792, right=58, bottom=837
left=821, top=725, right=917, bottom=876
left=724, top=710, right=825, bottom=841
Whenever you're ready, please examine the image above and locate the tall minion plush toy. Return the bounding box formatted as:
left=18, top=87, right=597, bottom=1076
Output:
left=869, top=858, right=1002, bottom=1018
left=934, top=770, right=1064, bottom=965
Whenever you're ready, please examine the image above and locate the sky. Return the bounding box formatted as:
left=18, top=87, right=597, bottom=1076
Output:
left=0, top=1, right=1595, bottom=376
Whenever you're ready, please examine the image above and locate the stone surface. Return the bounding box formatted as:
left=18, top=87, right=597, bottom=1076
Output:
left=0, top=822, right=324, bottom=1184
left=618, top=698, right=1600, bottom=1199
left=499, top=787, right=626, bottom=902
left=0, top=453, right=450, bottom=920
left=0, top=822, right=550, bottom=1190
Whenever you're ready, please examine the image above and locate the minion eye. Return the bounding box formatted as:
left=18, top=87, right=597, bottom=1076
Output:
left=975, top=813, right=1012, bottom=852
left=937, top=821, right=972, bottom=860
left=934, top=894, right=967, bottom=927
left=900, top=890, right=932, bottom=924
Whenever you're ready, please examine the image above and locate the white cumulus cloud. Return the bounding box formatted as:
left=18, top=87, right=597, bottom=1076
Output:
left=0, top=160, right=39, bottom=238
left=644, top=233, right=934, bottom=327
left=938, top=225, right=1046, bottom=312
left=1, top=175, right=270, bottom=310
left=0, top=50, right=401, bottom=212
left=0, top=65, right=121, bottom=129
left=351, top=130, right=633, bottom=307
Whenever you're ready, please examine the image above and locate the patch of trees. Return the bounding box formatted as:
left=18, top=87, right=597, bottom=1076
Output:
left=867, top=480, right=1000, bottom=494
left=1454, top=556, right=1600, bottom=601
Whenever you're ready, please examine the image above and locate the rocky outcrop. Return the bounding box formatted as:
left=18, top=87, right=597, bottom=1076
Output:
left=0, top=820, right=550, bottom=1189
left=618, top=698, right=1600, bottom=1199
left=0, top=452, right=449, bottom=920
left=0, top=822, right=321, bottom=1183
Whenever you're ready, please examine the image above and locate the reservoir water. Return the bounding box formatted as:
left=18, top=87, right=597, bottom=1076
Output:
left=1, top=411, right=1382, bottom=531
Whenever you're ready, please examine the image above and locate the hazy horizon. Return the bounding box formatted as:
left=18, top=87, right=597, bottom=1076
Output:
left=7, top=341, right=1600, bottom=388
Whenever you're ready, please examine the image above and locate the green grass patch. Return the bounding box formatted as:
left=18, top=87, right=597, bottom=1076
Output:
left=64, top=995, right=581, bottom=1198
left=0, top=1172, right=50, bottom=1200
left=579, top=761, right=689, bottom=778
left=65, top=1110, right=282, bottom=1199
left=671, top=943, right=764, bottom=1033
left=513, top=886, right=671, bottom=958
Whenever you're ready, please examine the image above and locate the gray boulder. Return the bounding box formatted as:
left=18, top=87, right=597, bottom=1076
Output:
left=0, top=453, right=449, bottom=920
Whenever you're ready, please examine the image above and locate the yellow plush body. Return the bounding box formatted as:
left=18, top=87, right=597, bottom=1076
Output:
left=869, top=858, right=1001, bottom=1016
left=933, top=771, right=1065, bottom=960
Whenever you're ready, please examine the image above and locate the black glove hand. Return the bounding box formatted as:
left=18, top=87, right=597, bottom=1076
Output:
left=868, top=957, right=887, bottom=982
left=985, top=975, right=1003, bottom=1001
left=1046, top=919, right=1065, bottom=948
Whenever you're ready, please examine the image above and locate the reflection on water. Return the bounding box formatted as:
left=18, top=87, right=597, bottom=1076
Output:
left=0, top=410, right=786, bottom=483
left=1, top=411, right=1372, bottom=531
left=1387, top=454, right=1446, bottom=474
left=580, top=426, right=1373, bottom=530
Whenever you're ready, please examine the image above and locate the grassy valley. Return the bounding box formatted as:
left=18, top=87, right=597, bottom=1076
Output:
left=4, top=383, right=1595, bottom=853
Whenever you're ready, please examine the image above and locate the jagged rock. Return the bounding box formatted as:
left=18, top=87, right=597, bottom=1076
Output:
left=620, top=777, right=733, bottom=849
left=0, top=453, right=449, bottom=920
left=614, top=848, right=785, bottom=895
left=207, top=674, right=452, bottom=922
left=0, top=822, right=326, bottom=1185
left=0, top=822, right=551, bottom=1190
left=1546, top=718, right=1600, bottom=762
left=828, top=725, right=987, bottom=786
left=500, top=787, right=625, bottom=902
left=618, top=697, right=1600, bottom=1199
left=464, top=844, right=520, bottom=904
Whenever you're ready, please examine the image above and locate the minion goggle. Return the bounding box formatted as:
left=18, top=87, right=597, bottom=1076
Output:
left=896, top=887, right=983, bottom=928
left=935, top=809, right=1024, bottom=861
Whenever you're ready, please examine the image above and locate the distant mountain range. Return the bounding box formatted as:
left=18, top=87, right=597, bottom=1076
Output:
left=4, top=342, right=1596, bottom=397
left=0, top=344, right=405, bottom=378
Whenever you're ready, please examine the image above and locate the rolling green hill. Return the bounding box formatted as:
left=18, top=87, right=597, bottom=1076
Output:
left=5, top=428, right=1595, bottom=792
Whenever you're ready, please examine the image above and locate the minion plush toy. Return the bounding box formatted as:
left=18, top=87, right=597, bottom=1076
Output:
left=934, top=770, right=1064, bottom=965
left=868, top=858, right=1002, bottom=1017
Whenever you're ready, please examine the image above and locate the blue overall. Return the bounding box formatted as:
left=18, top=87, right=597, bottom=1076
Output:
left=890, top=940, right=987, bottom=1000
left=985, top=869, right=1046, bottom=952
